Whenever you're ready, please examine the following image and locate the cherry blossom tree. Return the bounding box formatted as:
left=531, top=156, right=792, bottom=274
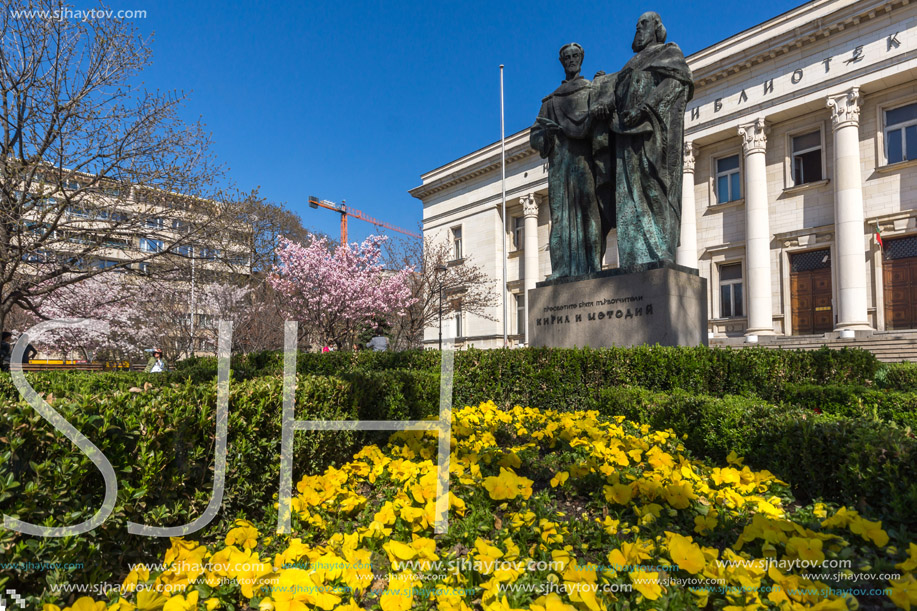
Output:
left=28, top=274, right=150, bottom=360
left=18, top=272, right=253, bottom=361
left=269, top=234, right=415, bottom=349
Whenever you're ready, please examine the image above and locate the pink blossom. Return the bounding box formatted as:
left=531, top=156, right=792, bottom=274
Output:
left=268, top=234, right=415, bottom=347
left=30, top=274, right=152, bottom=359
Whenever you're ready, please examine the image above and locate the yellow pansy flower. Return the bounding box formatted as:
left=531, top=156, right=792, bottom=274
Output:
left=891, top=573, right=917, bottom=610
left=64, top=598, right=107, bottom=611
left=664, top=481, right=695, bottom=509
left=380, top=572, right=415, bottom=611
left=529, top=593, right=577, bottom=611
left=786, top=536, right=826, bottom=563
left=603, top=483, right=633, bottom=505
left=163, top=591, right=198, bottom=611
left=225, top=520, right=259, bottom=550
left=629, top=569, right=663, bottom=600
left=849, top=516, right=889, bottom=547
left=897, top=543, right=917, bottom=572
left=666, top=532, right=706, bottom=574
left=135, top=591, right=170, bottom=611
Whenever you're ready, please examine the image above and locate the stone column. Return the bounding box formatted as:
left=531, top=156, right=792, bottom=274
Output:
left=738, top=118, right=774, bottom=337
left=827, top=87, right=872, bottom=332
left=521, top=193, right=540, bottom=343
left=676, top=141, right=698, bottom=268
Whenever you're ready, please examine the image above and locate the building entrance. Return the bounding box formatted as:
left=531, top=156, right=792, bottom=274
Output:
left=790, top=249, right=833, bottom=335
left=883, top=236, right=917, bottom=330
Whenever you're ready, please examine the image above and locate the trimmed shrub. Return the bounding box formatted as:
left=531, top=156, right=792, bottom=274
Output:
left=0, top=369, right=438, bottom=597
left=173, top=345, right=882, bottom=403
left=596, top=386, right=917, bottom=527
left=876, top=362, right=917, bottom=392
left=450, top=346, right=879, bottom=407
left=779, top=383, right=917, bottom=431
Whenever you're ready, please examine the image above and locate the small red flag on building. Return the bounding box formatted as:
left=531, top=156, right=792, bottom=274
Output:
left=875, top=222, right=884, bottom=250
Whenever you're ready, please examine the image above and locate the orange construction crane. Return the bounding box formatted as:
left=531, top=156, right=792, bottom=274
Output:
left=308, top=195, right=422, bottom=244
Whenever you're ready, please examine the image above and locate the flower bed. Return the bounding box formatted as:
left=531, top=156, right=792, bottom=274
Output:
left=47, top=402, right=917, bottom=611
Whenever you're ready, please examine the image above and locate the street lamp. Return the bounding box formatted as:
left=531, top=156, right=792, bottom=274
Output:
left=435, top=264, right=447, bottom=350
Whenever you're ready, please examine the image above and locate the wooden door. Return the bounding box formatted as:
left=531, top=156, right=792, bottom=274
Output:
left=791, top=249, right=833, bottom=335
left=884, top=236, right=917, bottom=330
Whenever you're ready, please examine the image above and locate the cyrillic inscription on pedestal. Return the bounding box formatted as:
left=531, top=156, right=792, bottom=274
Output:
left=528, top=266, right=708, bottom=348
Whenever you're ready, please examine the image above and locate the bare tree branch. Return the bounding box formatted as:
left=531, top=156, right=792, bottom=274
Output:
left=0, top=0, right=230, bottom=331
left=384, top=235, right=498, bottom=349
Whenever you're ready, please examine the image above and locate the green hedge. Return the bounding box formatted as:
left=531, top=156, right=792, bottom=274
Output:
left=595, top=386, right=917, bottom=527
left=876, top=362, right=917, bottom=392
left=0, top=369, right=438, bottom=599
left=779, top=383, right=917, bottom=431
left=449, top=346, right=879, bottom=408
left=179, top=345, right=881, bottom=403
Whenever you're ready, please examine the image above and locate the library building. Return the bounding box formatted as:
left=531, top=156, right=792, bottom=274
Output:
left=410, top=0, right=917, bottom=354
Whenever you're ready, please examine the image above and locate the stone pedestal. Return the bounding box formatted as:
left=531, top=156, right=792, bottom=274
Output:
left=528, top=263, right=708, bottom=348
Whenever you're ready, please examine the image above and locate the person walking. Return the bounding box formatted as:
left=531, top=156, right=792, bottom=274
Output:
left=144, top=348, right=168, bottom=373
left=19, top=342, right=37, bottom=366
left=366, top=334, right=389, bottom=352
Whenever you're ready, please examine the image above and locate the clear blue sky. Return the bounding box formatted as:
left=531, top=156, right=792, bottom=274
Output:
left=101, top=0, right=806, bottom=245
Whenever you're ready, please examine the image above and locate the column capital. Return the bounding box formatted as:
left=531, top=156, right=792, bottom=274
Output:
left=827, top=87, right=861, bottom=130
left=520, top=193, right=539, bottom=218
left=737, top=118, right=768, bottom=155
left=683, top=141, right=698, bottom=173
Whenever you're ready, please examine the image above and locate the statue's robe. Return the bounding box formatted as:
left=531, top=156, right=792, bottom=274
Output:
left=529, top=75, right=603, bottom=279
left=591, top=72, right=618, bottom=242
left=600, top=42, right=693, bottom=268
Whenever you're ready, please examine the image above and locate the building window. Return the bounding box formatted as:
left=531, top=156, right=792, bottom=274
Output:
left=140, top=238, right=163, bottom=253
left=791, top=131, right=823, bottom=185
left=66, top=205, right=89, bottom=218
left=512, top=216, right=524, bottom=251
left=146, top=217, right=165, bottom=229
left=719, top=263, right=744, bottom=318
left=22, top=250, right=51, bottom=262
left=93, top=258, right=119, bottom=270
left=103, top=237, right=130, bottom=249
left=454, top=305, right=463, bottom=338
left=175, top=244, right=192, bottom=257
left=515, top=293, right=526, bottom=335
left=451, top=227, right=463, bottom=260
left=885, top=102, right=917, bottom=164
left=199, top=247, right=221, bottom=260
left=715, top=155, right=741, bottom=203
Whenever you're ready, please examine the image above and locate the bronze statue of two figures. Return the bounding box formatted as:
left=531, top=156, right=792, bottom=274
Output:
left=530, top=12, right=694, bottom=279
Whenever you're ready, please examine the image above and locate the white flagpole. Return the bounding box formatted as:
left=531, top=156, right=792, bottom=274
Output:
left=500, top=64, right=508, bottom=347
